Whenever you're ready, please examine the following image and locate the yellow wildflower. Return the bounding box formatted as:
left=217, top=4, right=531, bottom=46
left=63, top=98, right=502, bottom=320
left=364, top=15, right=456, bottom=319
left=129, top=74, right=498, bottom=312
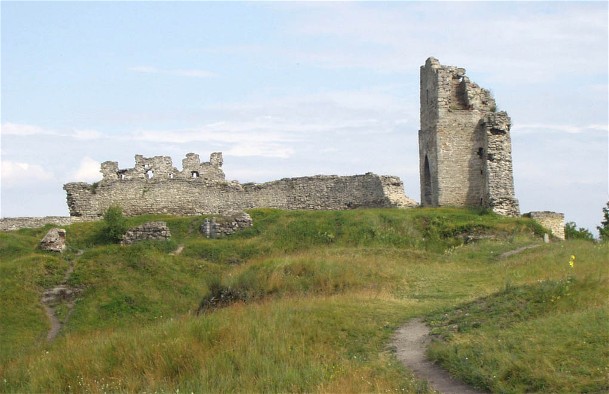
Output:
left=569, top=255, right=575, bottom=268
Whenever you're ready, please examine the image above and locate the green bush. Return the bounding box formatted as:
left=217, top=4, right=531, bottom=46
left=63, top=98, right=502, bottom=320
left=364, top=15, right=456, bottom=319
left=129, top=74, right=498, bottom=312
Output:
left=102, top=205, right=128, bottom=243
left=565, top=221, right=594, bottom=240
left=598, top=202, right=609, bottom=241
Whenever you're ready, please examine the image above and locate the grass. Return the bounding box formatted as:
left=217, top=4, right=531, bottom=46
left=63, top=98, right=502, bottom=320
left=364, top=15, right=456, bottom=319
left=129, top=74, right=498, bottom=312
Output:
left=427, top=240, right=609, bottom=393
left=0, top=208, right=606, bottom=393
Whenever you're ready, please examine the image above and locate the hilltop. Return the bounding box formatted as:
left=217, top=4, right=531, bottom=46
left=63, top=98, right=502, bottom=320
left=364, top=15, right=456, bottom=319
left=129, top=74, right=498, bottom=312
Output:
left=0, top=208, right=607, bottom=393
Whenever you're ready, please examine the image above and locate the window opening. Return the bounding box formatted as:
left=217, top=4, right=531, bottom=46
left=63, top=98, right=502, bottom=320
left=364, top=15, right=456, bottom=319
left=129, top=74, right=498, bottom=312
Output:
left=423, top=155, right=433, bottom=206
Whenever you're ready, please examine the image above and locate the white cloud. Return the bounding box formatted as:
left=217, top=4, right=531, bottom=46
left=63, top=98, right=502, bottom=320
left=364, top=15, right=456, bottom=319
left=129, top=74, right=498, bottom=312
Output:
left=112, top=87, right=412, bottom=159
left=225, top=143, right=294, bottom=159
left=173, top=69, right=216, bottom=78
left=513, top=123, right=609, bottom=135
left=1, top=160, right=54, bottom=187
left=1, top=123, right=55, bottom=136
left=129, top=65, right=216, bottom=78
left=71, top=157, right=101, bottom=182
left=267, top=2, right=607, bottom=82
left=73, top=129, right=102, bottom=140
left=1, top=123, right=105, bottom=140
left=128, top=66, right=159, bottom=73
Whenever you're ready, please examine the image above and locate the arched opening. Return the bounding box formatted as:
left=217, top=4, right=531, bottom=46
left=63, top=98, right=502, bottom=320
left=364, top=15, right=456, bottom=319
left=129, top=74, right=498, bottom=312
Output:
left=191, top=171, right=199, bottom=179
left=146, top=169, right=154, bottom=179
left=423, top=155, right=433, bottom=206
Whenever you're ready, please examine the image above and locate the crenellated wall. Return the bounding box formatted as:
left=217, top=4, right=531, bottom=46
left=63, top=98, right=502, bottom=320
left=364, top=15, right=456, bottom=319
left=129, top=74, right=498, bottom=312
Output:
left=63, top=153, right=417, bottom=217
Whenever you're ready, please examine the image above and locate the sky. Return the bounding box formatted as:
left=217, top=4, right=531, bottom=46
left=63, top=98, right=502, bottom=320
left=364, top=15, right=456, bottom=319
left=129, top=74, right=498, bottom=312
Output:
left=1, top=1, right=607, bottom=235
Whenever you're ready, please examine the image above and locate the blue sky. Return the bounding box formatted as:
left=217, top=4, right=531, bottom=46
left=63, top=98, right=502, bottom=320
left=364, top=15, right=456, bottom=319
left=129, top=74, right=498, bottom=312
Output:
left=1, top=1, right=607, bottom=235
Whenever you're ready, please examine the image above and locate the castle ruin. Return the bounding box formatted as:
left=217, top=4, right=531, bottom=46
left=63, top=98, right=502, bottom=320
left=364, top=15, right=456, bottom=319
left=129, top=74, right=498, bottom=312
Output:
left=2, top=57, right=569, bottom=238
left=419, top=57, right=520, bottom=216
left=63, top=153, right=416, bottom=218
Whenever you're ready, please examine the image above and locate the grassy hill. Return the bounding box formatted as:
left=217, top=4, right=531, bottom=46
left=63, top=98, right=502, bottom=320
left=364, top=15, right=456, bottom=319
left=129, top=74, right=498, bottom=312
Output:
left=0, top=208, right=607, bottom=393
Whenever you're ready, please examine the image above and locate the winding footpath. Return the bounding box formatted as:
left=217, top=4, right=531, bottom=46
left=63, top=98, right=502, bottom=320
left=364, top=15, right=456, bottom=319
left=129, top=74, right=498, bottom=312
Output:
left=391, top=318, right=483, bottom=394
left=391, top=244, right=542, bottom=393
left=41, top=253, right=81, bottom=342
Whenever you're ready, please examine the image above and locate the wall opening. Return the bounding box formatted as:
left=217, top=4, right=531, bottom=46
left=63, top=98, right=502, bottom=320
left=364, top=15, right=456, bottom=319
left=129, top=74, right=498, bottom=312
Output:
left=146, top=169, right=154, bottom=179
left=191, top=171, right=199, bottom=178
left=423, top=155, right=432, bottom=206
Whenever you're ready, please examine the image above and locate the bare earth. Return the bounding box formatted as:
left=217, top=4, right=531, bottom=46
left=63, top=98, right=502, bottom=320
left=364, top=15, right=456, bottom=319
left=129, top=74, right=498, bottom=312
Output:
left=391, top=318, right=484, bottom=394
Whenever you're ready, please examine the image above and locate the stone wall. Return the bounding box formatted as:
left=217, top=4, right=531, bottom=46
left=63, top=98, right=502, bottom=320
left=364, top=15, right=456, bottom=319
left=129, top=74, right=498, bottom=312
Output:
left=419, top=57, right=519, bottom=216
left=64, top=153, right=417, bottom=218
left=524, top=211, right=565, bottom=240
left=201, top=212, right=253, bottom=238
left=101, top=152, right=225, bottom=182
left=121, top=221, right=172, bottom=245
left=0, top=216, right=95, bottom=231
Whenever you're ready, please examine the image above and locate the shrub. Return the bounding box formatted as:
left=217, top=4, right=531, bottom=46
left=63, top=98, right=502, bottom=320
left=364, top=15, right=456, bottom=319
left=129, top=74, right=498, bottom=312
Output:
left=102, top=205, right=128, bottom=243
left=598, top=202, right=609, bottom=241
left=565, top=221, right=594, bottom=241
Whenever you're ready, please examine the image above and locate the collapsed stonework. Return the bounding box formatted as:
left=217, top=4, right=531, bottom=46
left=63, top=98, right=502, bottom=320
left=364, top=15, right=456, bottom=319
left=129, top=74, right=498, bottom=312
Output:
left=201, top=211, right=253, bottom=238
left=419, top=57, right=520, bottom=216
left=524, top=211, right=565, bottom=240
left=121, top=221, right=172, bottom=245
left=3, top=57, right=564, bottom=240
left=63, top=153, right=416, bottom=218
left=39, top=228, right=67, bottom=253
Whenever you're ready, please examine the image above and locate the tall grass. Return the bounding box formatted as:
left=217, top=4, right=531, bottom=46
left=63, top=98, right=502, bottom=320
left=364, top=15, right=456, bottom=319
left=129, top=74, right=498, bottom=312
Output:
left=0, top=208, right=605, bottom=393
left=2, top=297, right=434, bottom=393
left=427, top=241, right=609, bottom=393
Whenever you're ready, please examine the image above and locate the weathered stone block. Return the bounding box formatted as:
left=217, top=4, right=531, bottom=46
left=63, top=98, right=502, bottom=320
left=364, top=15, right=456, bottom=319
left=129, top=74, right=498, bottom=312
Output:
left=39, top=228, right=67, bottom=252
left=524, top=211, right=565, bottom=240
left=121, top=221, right=172, bottom=245
left=201, top=211, right=253, bottom=238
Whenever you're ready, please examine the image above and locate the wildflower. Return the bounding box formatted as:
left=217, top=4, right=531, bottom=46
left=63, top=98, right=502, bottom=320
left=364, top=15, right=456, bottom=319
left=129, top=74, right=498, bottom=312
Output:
left=569, top=255, right=575, bottom=268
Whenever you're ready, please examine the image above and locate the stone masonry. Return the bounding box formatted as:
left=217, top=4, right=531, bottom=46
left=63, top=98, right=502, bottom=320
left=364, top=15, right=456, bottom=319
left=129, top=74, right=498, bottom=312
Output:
left=419, top=57, right=520, bottom=216
left=121, top=221, right=172, bottom=245
left=524, top=211, right=565, bottom=240
left=201, top=211, right=253, bottom=238
left=39, top=228, right=67, bottom=252
left=64, top=152, right=416, bottom=218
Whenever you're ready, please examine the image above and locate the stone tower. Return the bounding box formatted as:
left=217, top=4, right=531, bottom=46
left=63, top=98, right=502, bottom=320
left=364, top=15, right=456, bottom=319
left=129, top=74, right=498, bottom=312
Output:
left=418, top=57, right=519, bottom=216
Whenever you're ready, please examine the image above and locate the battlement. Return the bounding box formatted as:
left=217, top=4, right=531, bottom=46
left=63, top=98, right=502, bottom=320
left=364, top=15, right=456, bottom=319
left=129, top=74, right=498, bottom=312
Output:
left=63, top=153, right=416, bottom=217
left=100, top=152, right=225, bottom=182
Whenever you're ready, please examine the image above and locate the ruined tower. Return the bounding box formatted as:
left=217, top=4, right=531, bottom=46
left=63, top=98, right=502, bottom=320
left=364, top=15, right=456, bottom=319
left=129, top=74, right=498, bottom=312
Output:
left=418, top=57, right=519, bottom=216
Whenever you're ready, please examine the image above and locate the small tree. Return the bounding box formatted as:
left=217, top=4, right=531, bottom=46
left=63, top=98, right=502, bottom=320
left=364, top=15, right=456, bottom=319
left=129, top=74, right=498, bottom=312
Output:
left=598, top=201, right=609, bottom=241
left=103, top=205, right=127, bottom=243
left=564, top=221, right=594, bottom=241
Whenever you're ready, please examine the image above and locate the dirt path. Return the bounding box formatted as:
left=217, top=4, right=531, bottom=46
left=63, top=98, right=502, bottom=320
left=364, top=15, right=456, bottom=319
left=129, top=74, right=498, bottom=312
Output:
left=391, top=318, right=484, bottom=394
left=170, top=244, right=185, bottom=256
left=42, top=303, right=62, bottom=341
left=498, top=244, right=541, bottom=259
left=41, top=255, right=81, bottom=342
